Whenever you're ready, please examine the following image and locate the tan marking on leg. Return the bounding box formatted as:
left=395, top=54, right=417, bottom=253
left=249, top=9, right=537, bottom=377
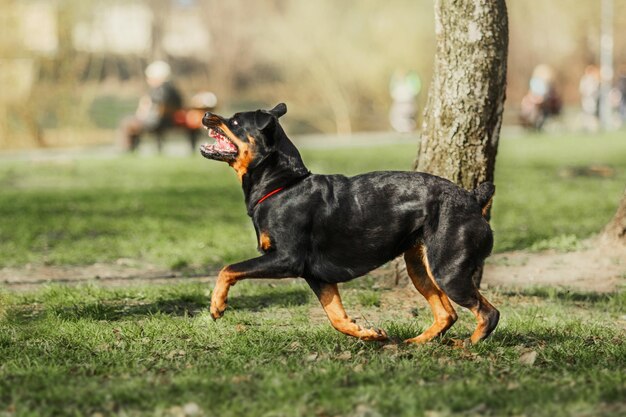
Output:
left=316, top=283, right=387, bottom=341
left=469, top=293, right=499, bottom=344
left=404, top=245, right=458, bottom=344
left=482, top=197, right=493, bottom=218
left=210, top=267, right=239, bottom=320
left=259, top=232, right=272, bottom=251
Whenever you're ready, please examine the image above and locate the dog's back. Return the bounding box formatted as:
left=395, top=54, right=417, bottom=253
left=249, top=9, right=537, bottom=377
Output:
left=300, top=171, right=492, bottom=282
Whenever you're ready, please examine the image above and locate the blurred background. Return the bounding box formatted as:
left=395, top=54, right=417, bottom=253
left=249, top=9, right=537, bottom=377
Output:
left=0, top=0, right=625, bottom=150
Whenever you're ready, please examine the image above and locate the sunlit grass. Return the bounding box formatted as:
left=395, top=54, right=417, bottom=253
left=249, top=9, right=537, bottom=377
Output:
left=0, top=282, right=624, bottom=416
left=0, top=131, right=625, bottom=268
left=1, top=132, right=625, bottom=416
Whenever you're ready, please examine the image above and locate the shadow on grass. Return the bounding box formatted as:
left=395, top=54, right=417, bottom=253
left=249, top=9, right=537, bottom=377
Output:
left=228, top=287, right=311, bottom=312
left=500, top=287, right=622, bottom=304
left=7, top=287, right=311, bottom=322
left=489, top=327, right=601, bottom=347
left=55, top=297, right=207, bottom=321
left=381, top=321, right=595, bottom=348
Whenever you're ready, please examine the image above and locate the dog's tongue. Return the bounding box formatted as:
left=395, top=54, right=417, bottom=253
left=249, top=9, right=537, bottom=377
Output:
left=214, top=136, right=237, bottom=152
left=207, top=129, right=237, bottom=153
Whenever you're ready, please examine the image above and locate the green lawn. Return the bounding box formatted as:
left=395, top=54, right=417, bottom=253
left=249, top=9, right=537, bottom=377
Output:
left=0, top=281, right=624, bottom=416
left=1, top=132, right=625, bottom=416
left=0, top=131, right=625, bottom=270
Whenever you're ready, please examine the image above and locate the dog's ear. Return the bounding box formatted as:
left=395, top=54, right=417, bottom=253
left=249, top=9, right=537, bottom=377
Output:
left=254, top=110, right=279, bottom=149
left=255, top=103, right=287, bottom=131
left=254, top=110, right=274, bottom=132
left=255, top=104, right=286, bottom=148
left=269, top=103, right=287, bottom=118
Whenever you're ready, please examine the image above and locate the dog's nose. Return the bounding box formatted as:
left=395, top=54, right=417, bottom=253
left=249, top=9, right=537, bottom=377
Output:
left=202, top=112, right=213, bottom=126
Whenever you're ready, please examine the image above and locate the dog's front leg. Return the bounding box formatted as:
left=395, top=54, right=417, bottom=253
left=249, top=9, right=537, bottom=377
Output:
left=211, top=253, right=295, bottom=319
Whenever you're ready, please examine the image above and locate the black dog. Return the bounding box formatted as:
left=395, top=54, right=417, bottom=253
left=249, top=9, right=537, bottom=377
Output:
left=200, top=103, right=499, bottom=344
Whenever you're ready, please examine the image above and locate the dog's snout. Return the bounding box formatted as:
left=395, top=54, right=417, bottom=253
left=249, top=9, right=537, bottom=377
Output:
left=202, top=112, right=213, bottom=126
left=202, top=112, right=222, bottom=128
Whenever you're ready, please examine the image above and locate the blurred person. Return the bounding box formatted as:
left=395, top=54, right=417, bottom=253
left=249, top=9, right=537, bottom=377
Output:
left=389, top=69, right=421, bottom=133
left=579, top=65, right=601, bottom=131
left=120, top=60, right=185, bottom=152
left=617, top=71, right=626, bottom=125
left=519, top=64, right=562, bottom=131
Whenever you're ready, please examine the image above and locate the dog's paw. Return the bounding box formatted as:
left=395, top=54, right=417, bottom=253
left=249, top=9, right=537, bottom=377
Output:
left=210, top=300, right=227, bottom=320
left=360, top=327, right=388, bottom=341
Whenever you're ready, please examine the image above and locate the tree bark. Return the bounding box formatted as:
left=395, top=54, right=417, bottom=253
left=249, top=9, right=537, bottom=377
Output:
left=395, top=0, right=508, bottom=288
left=601, top=188, right=626, bottom=245
left=416, top=0, right=508, bottom=187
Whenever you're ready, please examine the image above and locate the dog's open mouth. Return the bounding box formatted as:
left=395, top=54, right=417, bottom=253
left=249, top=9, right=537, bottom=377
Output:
left=200, top=128, right=238, bottom=160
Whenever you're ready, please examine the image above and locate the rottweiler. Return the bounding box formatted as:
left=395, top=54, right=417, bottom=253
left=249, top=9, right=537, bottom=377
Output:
left=200, top=103, right=499, bottom=344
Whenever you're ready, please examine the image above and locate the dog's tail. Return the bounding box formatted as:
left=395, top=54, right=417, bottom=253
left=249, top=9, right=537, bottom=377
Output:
left=472, top=182, right=495, bottom=218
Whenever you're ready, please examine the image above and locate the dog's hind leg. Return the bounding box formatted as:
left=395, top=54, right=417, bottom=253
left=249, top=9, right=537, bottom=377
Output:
left=306, top=279, right=388, bottom=341
left=430, top=257, right=499, bottom=344
left=403, top=245, right=458, bottom=344
left=467, top=290, right=499, bottom=343
left=422, top=216, right=500, bottom=344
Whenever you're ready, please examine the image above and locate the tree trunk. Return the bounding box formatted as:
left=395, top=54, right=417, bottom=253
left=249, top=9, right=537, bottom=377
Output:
left=395, top=0, right=508, bottom=288
left=416, top=0, right=508, bottom=187
left=601, top=188, right=626, bottom=245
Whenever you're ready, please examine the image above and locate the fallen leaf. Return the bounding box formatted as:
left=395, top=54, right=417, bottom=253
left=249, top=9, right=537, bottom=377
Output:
left=424, top=410, right=447, bottom=417
left=507, top=381, right=520, bottom=390
left=337, top=351, right=352, bottom=361
left=166, top=349, right=186, bottom=359
left=352, top=404, right=382, bottom=417
left=382, top=344, right=399, bottom=352
left=183, top=402, right=202, bottom=416
left=231, top=375, right=252, bottom=384
left=166, top=406, right=185, bottom=417
left=519, top=350, right=538, bottom=366
left=286, top=341, right=301, bottom=352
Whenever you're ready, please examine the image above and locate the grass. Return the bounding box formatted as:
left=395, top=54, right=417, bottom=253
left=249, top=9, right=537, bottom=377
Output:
left=0, top=280, right=624, bottom=416
left=0, top=131, right=625, bottom=269
left=492, top=131, right=626, bottom=252
left=1, top=131, right=625, bottom=416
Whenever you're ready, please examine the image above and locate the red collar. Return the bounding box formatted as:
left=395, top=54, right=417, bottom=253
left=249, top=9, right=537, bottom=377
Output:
left=255, top=187, right=285, bottom=207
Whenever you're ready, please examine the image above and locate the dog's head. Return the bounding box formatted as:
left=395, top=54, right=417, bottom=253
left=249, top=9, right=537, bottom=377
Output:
left=200, top=103, right=289, bottom=179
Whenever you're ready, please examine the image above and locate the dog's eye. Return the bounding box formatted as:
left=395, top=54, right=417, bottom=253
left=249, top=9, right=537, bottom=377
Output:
left=232, top=120, right=239, bottom=126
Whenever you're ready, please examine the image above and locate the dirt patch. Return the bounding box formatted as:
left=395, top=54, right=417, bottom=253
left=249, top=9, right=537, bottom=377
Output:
left=0, top=259, right=217, bottom=291
left=483, top=242, right=625, bottom=293
left=1, top=244, right=624, bottom=293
